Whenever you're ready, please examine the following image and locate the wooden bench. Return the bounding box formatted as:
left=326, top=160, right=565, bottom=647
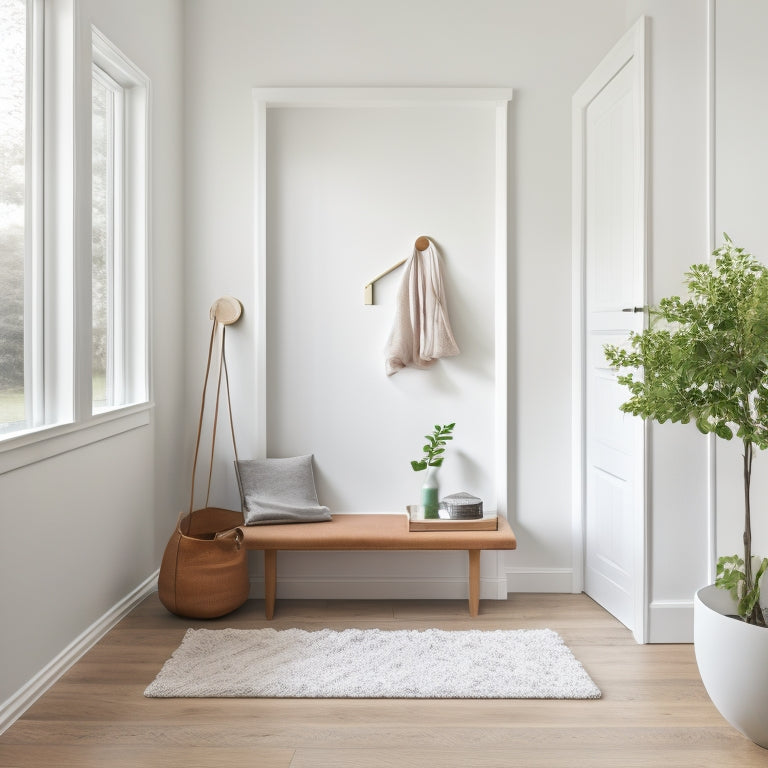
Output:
left=237, top=513, right=517, bottom=619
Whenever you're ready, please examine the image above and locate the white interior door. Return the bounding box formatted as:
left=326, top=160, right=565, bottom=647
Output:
left=572, top=18, right=647, bottom=642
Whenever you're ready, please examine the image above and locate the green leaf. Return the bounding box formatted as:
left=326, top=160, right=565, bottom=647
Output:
left=715, top=423, right=734, bottom=440
left=716, top=555, right=746, bottom=603
left=411, top=423, right=456, bottom=471
left=739, top=586, right=760, bottom=619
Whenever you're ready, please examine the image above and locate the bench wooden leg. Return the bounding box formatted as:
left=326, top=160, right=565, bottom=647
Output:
left=468, top=549, right=480, bottom=617
left=264, top=549, right=277, bottom=620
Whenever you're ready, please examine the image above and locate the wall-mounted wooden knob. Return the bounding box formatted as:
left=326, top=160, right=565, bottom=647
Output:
left=209, top=296, right=243, bottom=325
left=415, top=236, right=430, bottom=251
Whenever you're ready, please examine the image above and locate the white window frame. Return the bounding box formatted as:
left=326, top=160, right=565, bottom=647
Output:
left=26, top=0, right=45, bottom=430
left=0, top=17, right=151, bottom=475
left=89, top=27, right=149, bottom=415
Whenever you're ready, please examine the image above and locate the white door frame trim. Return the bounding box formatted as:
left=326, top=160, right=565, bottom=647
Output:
left=571, top=17, right=649, bottom=643
left=705, top=0, right=717, bottom=584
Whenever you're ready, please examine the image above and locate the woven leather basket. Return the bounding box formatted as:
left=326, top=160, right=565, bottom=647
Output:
left=158, top=299, right=250, bottom=619
left=158, top=507, right=248, bottom=619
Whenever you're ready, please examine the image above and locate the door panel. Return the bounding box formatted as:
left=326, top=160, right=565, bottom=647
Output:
left=574, top=19, right=647, bottom=640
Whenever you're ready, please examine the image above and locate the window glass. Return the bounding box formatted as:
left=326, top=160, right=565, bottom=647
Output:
left=0, top=0, right=27, bottom=433
left=91, top=73, right=112, bottom=410
left=92, top=65, right=126, bottom=413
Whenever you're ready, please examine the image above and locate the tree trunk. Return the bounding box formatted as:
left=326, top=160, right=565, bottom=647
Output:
left=743, top=440, right=766, bottom=627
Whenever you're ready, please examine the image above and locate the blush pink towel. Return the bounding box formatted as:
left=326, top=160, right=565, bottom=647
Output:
left=385, top=239, right=460, bottom=376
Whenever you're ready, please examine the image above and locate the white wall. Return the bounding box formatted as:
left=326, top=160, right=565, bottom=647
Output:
left=714, top=0, right=768, bottom=577
left=183, top=0, right=628, bottom=597
left=264, top=102, right=498, bottom=510
left=258, top=96, right=506, bottom=599
left=0, top=0, right=185, bottom=710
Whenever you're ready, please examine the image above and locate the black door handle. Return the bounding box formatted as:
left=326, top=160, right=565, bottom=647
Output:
left=622, top=306, right=645, bottom=313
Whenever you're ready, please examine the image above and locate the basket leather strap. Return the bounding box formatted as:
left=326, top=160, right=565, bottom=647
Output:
left=188, top=317, right=239, bottom=519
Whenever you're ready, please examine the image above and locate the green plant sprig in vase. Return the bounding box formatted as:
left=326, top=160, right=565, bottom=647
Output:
left=411, top=422, right=455, bottom=472
left=411, top=423, right=455, bottom=518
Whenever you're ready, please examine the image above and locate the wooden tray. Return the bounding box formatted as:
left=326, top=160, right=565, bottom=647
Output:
left=408, top=514, right=498, bottom=532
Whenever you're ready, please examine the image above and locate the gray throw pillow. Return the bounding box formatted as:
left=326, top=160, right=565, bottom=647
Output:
left=235, top=455, right=332, bottom=526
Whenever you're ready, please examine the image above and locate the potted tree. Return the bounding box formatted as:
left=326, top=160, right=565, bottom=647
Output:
left=604, top=235, right=768, bottom=748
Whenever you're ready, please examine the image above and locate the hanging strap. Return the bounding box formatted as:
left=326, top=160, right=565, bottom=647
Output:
left=188, top=316, right=239, bottom=518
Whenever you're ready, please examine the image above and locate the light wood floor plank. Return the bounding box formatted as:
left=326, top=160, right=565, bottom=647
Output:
left=0, top=745, right=295, bottom=768
left=2, top=593, right=767, bottom=767
left=287, top=744, right=768, bottom=768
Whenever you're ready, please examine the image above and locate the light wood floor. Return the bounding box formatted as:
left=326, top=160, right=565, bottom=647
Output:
left=1, top=593, right=767, bottom=768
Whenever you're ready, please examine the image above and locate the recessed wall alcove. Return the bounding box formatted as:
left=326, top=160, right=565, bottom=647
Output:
left=252, top=87, right=512, bottom=599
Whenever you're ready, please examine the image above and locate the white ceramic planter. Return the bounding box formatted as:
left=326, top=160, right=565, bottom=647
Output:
left=694, top=585, right=768, bottom=749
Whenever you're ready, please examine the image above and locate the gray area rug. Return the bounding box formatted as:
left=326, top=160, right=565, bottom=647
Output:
left=144, top=627, right=601, bottom=699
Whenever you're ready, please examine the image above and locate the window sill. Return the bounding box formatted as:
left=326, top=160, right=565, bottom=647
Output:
left=0, top=402, right=153, bottom=476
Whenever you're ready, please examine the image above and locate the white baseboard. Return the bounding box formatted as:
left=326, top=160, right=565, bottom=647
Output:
left=248, top=576, right=509, bottom=602
left=506, top=567, right=574, bottom=593
left=246, top=568, right=573, bottom=601
left=0, top=569, right=159, bottom=736
left=648, top=599, right=694, bottom=643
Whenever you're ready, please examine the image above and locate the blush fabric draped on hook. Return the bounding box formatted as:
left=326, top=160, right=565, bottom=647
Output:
left=384, top=239, right=460, bottom=375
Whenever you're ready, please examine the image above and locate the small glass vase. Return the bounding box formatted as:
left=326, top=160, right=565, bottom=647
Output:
left=420, top=466, right=439, bottom=519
